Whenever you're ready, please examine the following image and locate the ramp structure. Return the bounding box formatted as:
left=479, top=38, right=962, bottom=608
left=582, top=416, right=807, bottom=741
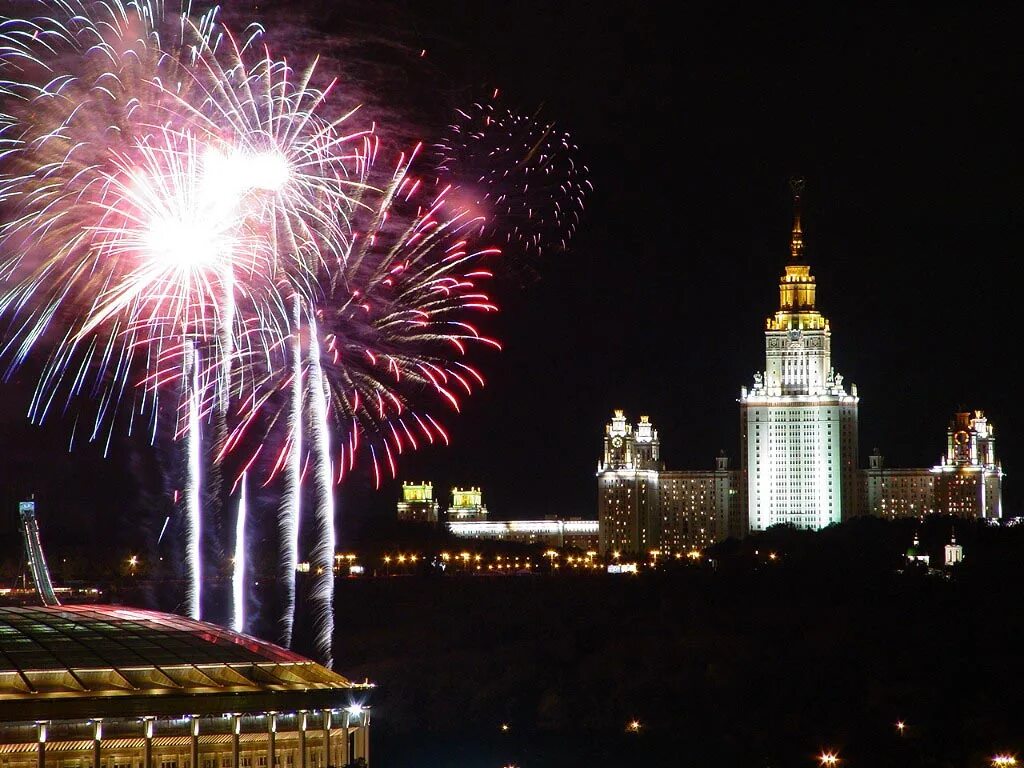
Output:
left=18, top=499, right=60, bottom=606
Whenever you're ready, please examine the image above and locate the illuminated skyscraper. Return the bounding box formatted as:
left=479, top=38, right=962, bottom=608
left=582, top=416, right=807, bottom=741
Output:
left=739, top=181, right=860, bottom=531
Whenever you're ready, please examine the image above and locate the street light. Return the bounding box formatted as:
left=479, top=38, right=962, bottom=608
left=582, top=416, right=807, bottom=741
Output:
left=818, top=752, right=839, bottom=766
left=993, top=756, right=1018, bottom=767
left=895, top=720, right=906, bottom=735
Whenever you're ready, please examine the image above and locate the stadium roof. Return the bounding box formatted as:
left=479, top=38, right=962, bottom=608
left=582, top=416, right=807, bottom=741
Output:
left=0, top=605, right=364, bottom=720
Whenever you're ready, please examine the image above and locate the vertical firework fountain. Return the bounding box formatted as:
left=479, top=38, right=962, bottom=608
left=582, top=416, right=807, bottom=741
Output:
left=184, top=339, right=203, bottom=620
left=306, top=312, right=335, bottom=667
left=279, top=297, right=304, bottom=647
left=232, top=473, right=247, bottom=633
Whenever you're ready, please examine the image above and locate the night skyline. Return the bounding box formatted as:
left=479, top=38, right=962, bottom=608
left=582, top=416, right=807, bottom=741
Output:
left=373, top=2, right=1022, bottom=522
left=3, top=4, right=1024, bottom=766
left=1, top=2, right=1020, bottom=538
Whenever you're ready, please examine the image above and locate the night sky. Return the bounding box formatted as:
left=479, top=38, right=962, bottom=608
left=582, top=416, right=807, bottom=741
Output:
left=2, top=3, right=1021, bottom=545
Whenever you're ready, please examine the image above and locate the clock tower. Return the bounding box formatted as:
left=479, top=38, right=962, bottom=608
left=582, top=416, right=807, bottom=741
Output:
left=601, top=410, right=660, bottom=471
left=739, top=181, right=860, bottom=531
left=598, top=411, right=662, bottom=554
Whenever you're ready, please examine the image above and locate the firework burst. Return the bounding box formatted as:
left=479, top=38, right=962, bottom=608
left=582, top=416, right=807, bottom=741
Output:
left=434, top=94, right=590, bottom=265
left=1, top=1, right=586, bottom=667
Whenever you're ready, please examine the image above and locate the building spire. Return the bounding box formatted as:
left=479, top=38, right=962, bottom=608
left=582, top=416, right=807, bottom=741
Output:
left=789, top=177, right=805, bottom=261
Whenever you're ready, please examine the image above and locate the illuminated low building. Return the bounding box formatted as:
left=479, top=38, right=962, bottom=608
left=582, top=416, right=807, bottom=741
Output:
left=447, top=487, right=488, bottom=521
left=906, top=533, right=930, bottom=566
left=0, top=605, right=373, bottom=768
left=862, top=411, right=1003, bottom=520
left=944, top=532, right=964, bottom=566
left=659, top=454, right=738, bottom=552
left=447, top=518, right=599, bottom=549
left=395, top=481, right=439, bottom=524
left=862, top=451, right=937, bottom=519
left=932, top=411, right=1003, bottom=519
left=597, top=412, right=739, bottom=554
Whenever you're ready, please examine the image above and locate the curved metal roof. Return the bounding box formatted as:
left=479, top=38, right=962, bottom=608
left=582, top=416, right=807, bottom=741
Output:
left=0, top=605, right=356, bottom=701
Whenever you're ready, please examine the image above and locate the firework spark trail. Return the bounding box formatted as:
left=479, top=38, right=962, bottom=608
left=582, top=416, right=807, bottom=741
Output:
left=307, top=310, right=335, bottom=668
left=232, top=472, right=247, bottom=633
left=277, top=297, right=303, bottom=648
left=184, top=338, right=202, bottom=620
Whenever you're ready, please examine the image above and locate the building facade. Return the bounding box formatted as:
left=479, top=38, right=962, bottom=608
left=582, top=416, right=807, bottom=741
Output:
left=448, top=519, right=600, bottom=550
left=862, top=451, right=937, bottom=518
left=597, top=411, right=663, bottom=554
left=0, top=606, right=372, bottom=768
left=864, top=411, right=1004, bottom=520
left=447, top=487, right=488, bottom=521
left=740, top=185, right=859, bottom=531
left=396, top=482, right=439, bottom=523
left=933, top=411, right=1004, bottom=519
left=597, top=412, right=738, bottom=554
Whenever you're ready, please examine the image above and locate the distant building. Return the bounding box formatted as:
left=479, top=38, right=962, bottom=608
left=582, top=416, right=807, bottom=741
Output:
left=944, top=532, right=964, bottom=566
left=597, top=411, right=662, bottom=554
left=597, top=412, right=739, bottom=555
left=594, top=183, right=1006, bottom=538
left=862, top=451, right=937, bottom=518
left=396, top=481, right=439, bottom=523
left=906, top=533, right=930, bottom=566
left=448, top=487, right=488, bottom=521
left=448, top=519, right=599, bottom=549
left=740, top=181, right=860, bottom=532
left=933, top=411, right=1004, bottom=519
left=659, top=454, right=738, bottom=552
left=862, top=411, right=1004, bottom=520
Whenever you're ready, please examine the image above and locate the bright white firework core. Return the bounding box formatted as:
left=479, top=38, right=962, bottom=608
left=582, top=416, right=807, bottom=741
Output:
left=204, top=146, right=291, bottom=196
left=247, top=150, right=291, bottom=192
left=144, top=216, right=220, bottom=268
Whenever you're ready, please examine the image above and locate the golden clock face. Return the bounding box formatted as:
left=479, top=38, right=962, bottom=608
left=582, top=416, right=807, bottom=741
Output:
left=954, top=430, right=970, bottom=445
left=611, top=436, right=623, bottom=448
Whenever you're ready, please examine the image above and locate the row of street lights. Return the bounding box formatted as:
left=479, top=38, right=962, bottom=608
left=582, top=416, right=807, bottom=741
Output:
left=818, top=747, right=1017, bottom=766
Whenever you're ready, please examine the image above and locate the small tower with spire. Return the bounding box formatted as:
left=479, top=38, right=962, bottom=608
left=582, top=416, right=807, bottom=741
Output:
left=906, top=532, right=930, bottom=567
left=944, top=529, right=964, bottom=567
